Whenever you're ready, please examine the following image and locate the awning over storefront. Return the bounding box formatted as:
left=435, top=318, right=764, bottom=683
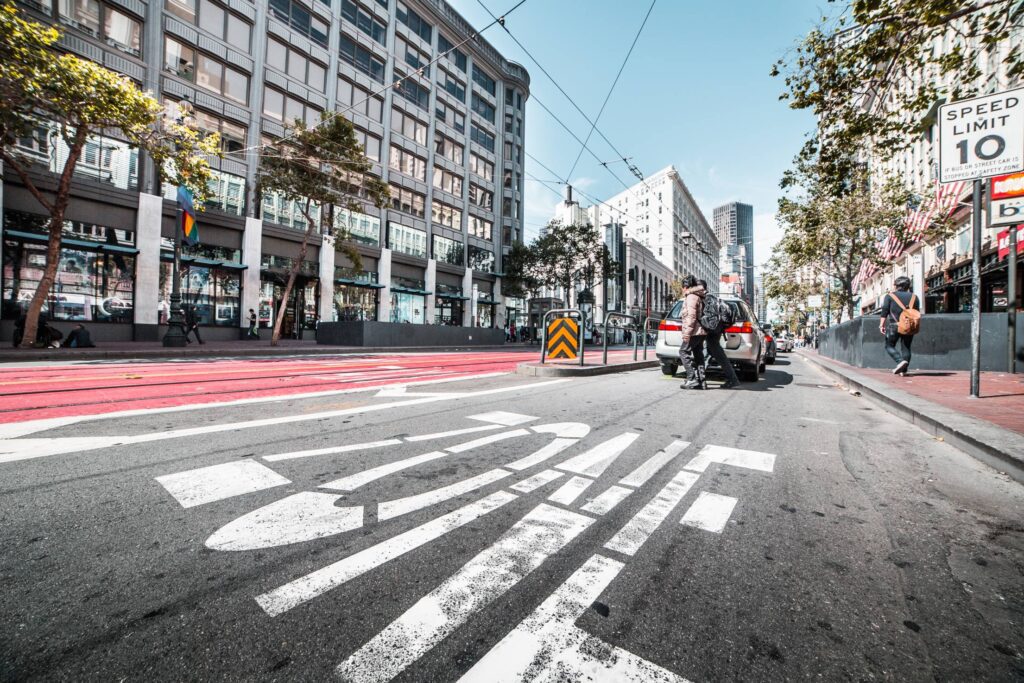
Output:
left=391, top=286, right=432, bottom=295
left=159, top=252, right=248, bottom=270
left=5, top=229, right=140, bottom=254
left=335, top=277, right=385, bottom=288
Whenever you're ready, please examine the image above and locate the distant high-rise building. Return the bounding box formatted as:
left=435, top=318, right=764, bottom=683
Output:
left=713, top=202, right=754, bottom=304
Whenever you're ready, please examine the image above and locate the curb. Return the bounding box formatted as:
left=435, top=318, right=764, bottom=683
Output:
left=515, top=359, right=658, bottom=377
left=799, top=351, right=1024, bottom=485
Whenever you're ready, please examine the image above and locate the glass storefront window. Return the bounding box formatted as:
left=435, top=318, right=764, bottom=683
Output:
left=390, top=291, right=425, bottom=324
left=2, top=241, right=134, bottom=322
left=14, top=121, right=139, bottom=191
left=468, top=244, right=494, bottom=273
left=335, top=284, right=378, bottom=321
left=158, top=261, right=240, bottom=326
left=435, top=284, right=463, bottom=325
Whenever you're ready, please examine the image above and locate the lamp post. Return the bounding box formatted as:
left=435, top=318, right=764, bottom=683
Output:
left=162, top=99, right=196, bottom=347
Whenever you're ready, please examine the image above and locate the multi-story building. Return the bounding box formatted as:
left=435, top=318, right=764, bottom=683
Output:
left=599, top=166, right=719, bottom=288
left=718, top=242, right=747, bottom=298
left=753, top=272, right=766, bottom=323
left=1, top=0, right=529, bottom=341
left=712, top=202, right=753, bottom=305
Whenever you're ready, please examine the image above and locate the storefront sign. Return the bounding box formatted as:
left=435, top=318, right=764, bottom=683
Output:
left=989, top=171, right=1024, bottom=227
left=997, top=226, right=1024, bottom=260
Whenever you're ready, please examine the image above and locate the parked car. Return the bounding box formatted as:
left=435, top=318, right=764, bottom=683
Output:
left=761, top=323, right=778, bottom=364
left=655, top=296, right=766, bottom=382
left=777, top=335, right=793, bottom=352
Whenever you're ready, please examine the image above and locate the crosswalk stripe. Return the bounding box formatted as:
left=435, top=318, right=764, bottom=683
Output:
left=547, top=475, right=594, bottom=505
left=604, top=471, right=700, bottom=556
left=445, top=429, right=530, bottom=453
left=255, top=491, right=518, bottom=617
left=619, top=440, right=691, bottom=487
left=680, top=491, right=738, bottom=533
left=506, top=437, right=578, bottom=470
left=156, top=460, right=290, bottom=508
left=509, top=469, right=564, bottom=493
left=557, top=432, right=639, bottom=478
left=404, top=425, right=503, bottom=442
left=579, top=485, right=633, bottom=515
left=378, top=468, right=512, bottom=521
left=335, top=504, right=594, bottom=683
left=319, top=451, right=447, bottom=491
left=264, top=439, right=401, bottom=462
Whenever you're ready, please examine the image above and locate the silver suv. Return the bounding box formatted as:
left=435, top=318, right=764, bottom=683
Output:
left=654, top=296, right=766, bottom=382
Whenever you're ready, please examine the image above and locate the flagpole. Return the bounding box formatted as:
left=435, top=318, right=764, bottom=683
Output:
left=162, top=100, right=193, bottom=348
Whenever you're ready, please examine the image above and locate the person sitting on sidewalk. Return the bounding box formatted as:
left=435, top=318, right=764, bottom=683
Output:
left=879, top=276, right=920, bottom=376
left=64, top=324, right=95, bottom=348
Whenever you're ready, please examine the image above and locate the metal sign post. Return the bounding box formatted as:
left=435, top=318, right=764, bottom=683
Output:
left=940, top=88, right=1024, bottom=397
left=988, top=172, right=1024, bottom=374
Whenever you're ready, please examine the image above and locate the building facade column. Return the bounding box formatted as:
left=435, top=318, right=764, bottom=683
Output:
left=494, top=275, right=506, bottom=329
left=462, top=268, right=474, bottom=326
left=319, top=233, right=336, bottom=323
left=424, top=258, right=437, bottom=324
left=134, top=193, right=163, bottom=339
left=378, top=247, right=392, bottom=322
left=242, top=216, right=262, bottom=330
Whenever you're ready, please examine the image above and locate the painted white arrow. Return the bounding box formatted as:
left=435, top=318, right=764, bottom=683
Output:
left=683, top=444, right=776, bottom=473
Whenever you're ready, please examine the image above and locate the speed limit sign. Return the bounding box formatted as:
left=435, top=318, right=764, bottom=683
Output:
left=940, top=88, right=1024, bottom=182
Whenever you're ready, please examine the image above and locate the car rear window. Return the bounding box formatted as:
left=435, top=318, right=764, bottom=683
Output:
left=667, top=301, right=683, bottom=319
left=668, top=299, right=749, bottom=323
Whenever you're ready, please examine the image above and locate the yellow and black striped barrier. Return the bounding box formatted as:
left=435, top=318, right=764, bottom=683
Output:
left=546, top=317, right=579, bottom=359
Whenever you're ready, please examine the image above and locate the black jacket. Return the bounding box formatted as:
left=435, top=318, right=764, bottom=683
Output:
left=880, top=291, right=919, bottom=323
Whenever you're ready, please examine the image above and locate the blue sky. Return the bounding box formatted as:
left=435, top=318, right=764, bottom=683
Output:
left=447, top=0, right=830, bottom=267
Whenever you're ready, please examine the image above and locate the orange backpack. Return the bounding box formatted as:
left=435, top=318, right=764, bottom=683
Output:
left=890, top=293, right=921, bottom=336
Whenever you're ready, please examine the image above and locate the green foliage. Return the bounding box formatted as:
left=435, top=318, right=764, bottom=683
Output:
left=528, top=220, right=607, bottom=306
left=500, top=242, right=541, bottom=299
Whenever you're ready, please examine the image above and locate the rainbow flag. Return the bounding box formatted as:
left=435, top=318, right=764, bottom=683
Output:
left=177, top=186, right=199, bottom=246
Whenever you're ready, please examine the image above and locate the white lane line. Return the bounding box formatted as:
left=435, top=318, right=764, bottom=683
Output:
left=680, top=492, right=738, bottom=533
left=263, top=439, right=401, bottom=462
left=256, top=491, right=518, bottom=617
left=318, top=451, right=447, bottom=491
left=509, top=469, right=563, bottom=493
left=683, top=444, right=776, bottom=473
left=547, top=476, right=594, bottom=505
left=505, top=438, right=578, bottom=471
left=557, top=432, right=639, bottom=478
left=0, top=379, right=571, bottom=462
left=205, top=492, right=363, bottom=551
left=467, top=411, right=538, bottom=426
left=579, top=485, right=633, bottom=515
left=155, top=460, right=290, bottom=508
left=445, top=429, right=530, bottom=453
left=604, top=471, right=700, bottom=556
left=334, top=504, right=594, bottom=683
left=404, top=425, right=503, bottom=442
left=378, top=468, right=513, bottom=521
left=619, top=440, right=691, bottom=488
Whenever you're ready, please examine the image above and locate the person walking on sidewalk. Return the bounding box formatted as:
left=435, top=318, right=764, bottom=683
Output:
left=247, top=308, right=260, bottom=339
left=698, top=279, right=740, bottom=389
left=183, top=305, right=204, bottom=345
left=678, top=275, right=707, bottom=390
left=879, top=275, right=919, bottom=375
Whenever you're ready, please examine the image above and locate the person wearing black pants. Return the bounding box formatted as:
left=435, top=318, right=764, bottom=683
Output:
left=879, top=275, right=918, bottom=375
left=698, top=280, right=739, bottom=389
left=184, top=305, right=204, bottom=345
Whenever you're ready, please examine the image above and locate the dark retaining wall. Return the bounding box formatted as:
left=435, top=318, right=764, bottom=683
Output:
left=817, top=313, right=1024, bottom=371
left=316, top=321, right=505, bottom=347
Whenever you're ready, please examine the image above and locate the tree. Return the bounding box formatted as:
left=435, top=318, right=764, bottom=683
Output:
left=0, top=2, right=217, bottom=348
left=529, top=220, right=604, bottom=307
left=259, top=114, right=388, bottom=345
left=500, top=242, right=542, bottom=300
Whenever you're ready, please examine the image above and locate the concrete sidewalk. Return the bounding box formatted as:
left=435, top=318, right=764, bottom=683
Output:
left=799, top=350, right=1024, bottom=484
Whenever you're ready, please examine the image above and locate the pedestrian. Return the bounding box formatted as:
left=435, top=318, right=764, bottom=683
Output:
left=698, top=279, right=739, bottom=389
left=64, top=323, right=95, bottom=348
left=12, top=311, right=26, bottom=348
left=37, top=320, right=63, bottom=348
left=183, top=305, right=204, bottom=345
left=678, top=275, right=707, bottom=390
left=879, top=275, right=920, bottom=375
left=247, top=308, right=259, bottom=339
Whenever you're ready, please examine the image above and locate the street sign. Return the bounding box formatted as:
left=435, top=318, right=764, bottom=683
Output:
left=546, top=316, right=579, bottom=359
left=997, top=226, right=1024, bottom=260
left=989, top=171, right=1024, bottom=228
left=939, top=88, right=1024, bottom=183
left=806, top=295, right=823, bottom=308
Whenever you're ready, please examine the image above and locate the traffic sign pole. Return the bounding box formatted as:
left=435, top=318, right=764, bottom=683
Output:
left=1010, top=225, right=1018, bottom=374
left=971, top=179, right=983, bottom=398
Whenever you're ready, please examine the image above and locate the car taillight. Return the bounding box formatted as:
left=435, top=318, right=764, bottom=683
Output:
left=658, top=320, right=682, bottom=332
left=725, top=322, right=753, bottom=334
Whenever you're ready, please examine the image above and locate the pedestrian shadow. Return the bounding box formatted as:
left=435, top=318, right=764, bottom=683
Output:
left=744, top=368, right=794, bottom=392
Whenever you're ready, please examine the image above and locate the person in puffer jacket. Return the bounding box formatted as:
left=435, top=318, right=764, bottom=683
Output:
left=677, top=274, right=707, bottom=390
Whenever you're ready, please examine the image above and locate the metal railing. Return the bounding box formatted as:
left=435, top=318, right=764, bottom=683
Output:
left=601, top=312, right=637, bottom=365
left=540, top=308, right=584, bottom=366
left=641, top=315, right=662, bottom=360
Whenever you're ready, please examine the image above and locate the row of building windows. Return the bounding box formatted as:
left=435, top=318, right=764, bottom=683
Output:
left=268, top=0, right=329, bottom=46
left=341, top=0, right=386, bottom=44
left=164, top=37, right=249, bottom=105
left=435, top=100, right=465, bottom=133
left=267, top=37, right=327, bottom=91
left=167, top=0, right=249, bottom=52
left=339, top=33, right=385, bottom=82
left=388, top=145, right=426, bottom=182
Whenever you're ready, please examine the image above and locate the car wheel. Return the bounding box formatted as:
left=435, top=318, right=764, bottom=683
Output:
left=759, top=360, right=766, bottom=373
left=741, top=363, right=759, bottom=382
left=660, top=362, right=677, bottom=376
left=766, top=354, right=776, bottom=365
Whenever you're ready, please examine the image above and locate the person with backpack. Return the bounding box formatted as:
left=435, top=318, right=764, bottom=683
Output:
left=678, top=275, right=707, bottom=390
left=698, top=279, right=739, bottom=389
left=879, top=275, right=921, bottom=375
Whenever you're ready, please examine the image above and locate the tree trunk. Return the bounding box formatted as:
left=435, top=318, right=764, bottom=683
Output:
left=20, top=129, right=87, bottom=348
left=270, top=213, right=316, bottom=346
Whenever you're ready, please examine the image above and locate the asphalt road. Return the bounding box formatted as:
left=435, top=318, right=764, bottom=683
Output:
left=1, top=354, right=1022, bottom=681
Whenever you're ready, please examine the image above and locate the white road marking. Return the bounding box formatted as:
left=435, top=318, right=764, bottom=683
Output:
left=683, top=444, right=776, bottom=473
left=256, top=490, right=518, bottom=617
left=205, top=492, right=363, bottom=551
left=155, top=460, right=290, bottom=509
left=619, top=440, right=691, bottom=488
left=509, top=469, right=564, bottom=493
left=798, top=417, right=839, bottom=424
left=604, top=471, right=700, bottom=556
left=556, top=432, right=640, bottom=478
left=680, top=492, right=738, bottom=534
left=548, top=475, right=594, bottom=505
left=263, top=439, right=401, bottom=463
left=318, top=451, right=448, bottom=491
left=506, top=438, right=578, bottom=471
left=334, top=504, right=594, bottom=683
left=378, top=468, right=512, bottom=521
left=467, top=411, right=538, bottom=426
left=532, top=422, right=590, bottom=438
left=404, top=425, right=503, bottom=442
left=445, top=429, right=530, bottom=453
left=580, top=485, right=633, bottom=515
left=460, top=554, right=691, bottom=683
left=374, top=385, right=453, bottom=397
left=0, top=379, right=571, bottom=461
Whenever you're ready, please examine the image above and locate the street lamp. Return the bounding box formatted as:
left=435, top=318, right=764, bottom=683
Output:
left=162, top=98, right=196, bottom=347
